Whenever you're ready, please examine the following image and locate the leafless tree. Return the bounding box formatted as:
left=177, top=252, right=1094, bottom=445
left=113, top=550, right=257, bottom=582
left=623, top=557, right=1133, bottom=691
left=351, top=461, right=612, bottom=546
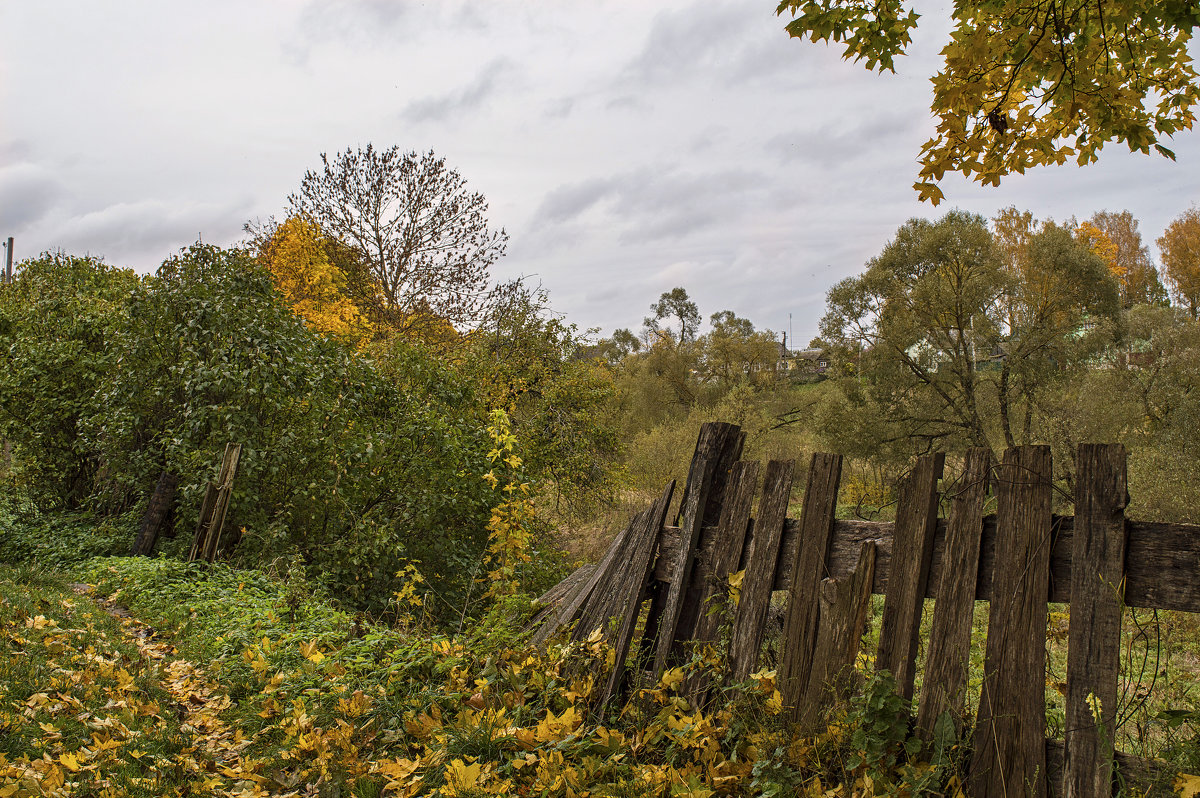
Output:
left=288, top=145, right=508, bottom=332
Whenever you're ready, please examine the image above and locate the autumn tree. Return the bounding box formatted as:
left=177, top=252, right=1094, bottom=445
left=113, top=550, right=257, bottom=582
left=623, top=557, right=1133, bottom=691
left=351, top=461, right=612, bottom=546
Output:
left=700, top=310, right=781, bottom=386
left=817, top=211, right=1118, bottom=461
left=775, top=0, right=1200, bottom=202
left=1158, top=206, right=1200, bottom=318
left=288, top=145, right=508, bottom=334
left=256, top=216, right=371, bottom=345
left=1079, top=210, right=1167, bottom=307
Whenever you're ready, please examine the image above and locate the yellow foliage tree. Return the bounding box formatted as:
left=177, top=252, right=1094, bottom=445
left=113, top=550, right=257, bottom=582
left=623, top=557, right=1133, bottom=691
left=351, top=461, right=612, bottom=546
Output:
left=1075, top=221, right=1125, bottom=285
left=1158, top=206, right=1200, bottom=319
left=258, top=217, right=371, bottom=345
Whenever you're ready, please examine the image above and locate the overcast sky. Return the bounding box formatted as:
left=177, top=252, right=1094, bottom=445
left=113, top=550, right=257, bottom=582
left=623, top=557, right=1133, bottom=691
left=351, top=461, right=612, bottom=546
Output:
left=4, top=1, right=1198, bottom=346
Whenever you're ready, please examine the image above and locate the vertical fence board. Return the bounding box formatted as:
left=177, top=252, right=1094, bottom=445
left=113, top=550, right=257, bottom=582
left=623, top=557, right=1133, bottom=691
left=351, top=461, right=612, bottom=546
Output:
left=875, top=452, right=945, bottom=700
left=1063, top=444, right=1128, bottom=798
left=971, top=446, right=1053, bottom=798
left=672, top=426, right=746, bottom=650
left=653, top=422, right=741, bottom=678
left=692, top=461, right=761, bottom=646
left=598, top=481, right=676, bottom=712
left=795, top=541, right=876, bottom=732
left=779, top=452, right=844, bottom=721
left=917, top=448, right=991, bottom=738
left=727, top=459, right=795, bottom=682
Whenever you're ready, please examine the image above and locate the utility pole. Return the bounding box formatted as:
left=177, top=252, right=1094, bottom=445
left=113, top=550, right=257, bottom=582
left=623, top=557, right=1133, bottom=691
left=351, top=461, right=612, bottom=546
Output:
left=3, top=237, right=11, bottom=283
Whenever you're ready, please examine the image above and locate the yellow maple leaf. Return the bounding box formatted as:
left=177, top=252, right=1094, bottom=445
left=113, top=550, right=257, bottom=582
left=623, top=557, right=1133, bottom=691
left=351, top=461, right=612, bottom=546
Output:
left=1177, top=772, right=1200, bottom=798
left=59, top=752, right=81, bottom=772
left=299, top=640, right=325, bottom=663
left=444, top=758, right=483, bottom=795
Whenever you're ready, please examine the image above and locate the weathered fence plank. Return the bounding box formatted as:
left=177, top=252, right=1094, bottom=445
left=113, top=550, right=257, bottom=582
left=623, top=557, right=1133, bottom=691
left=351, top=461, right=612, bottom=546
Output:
left=131, top=470, right=179, bottom=556
left=671, top=425, right=746, bottom=652
left=971, top=446, right=1053, bottom=798
left=598, top=481, right=675, bottom=712
left=875, top=452, right=945, bottom=701
left=653, top=422, right=741, bottom=677
left=1063, top=444, right=1128, bottom=798
left=532, top=521, right=632, bottom=646
left=692, top=461, right=760, bottom=645
left=795, top=541, right=876, bottom=733
left=728, top=459, right=795, bottom=682
left=917, top=447, right=990, bottom=738
left=779, top=452, right=843, bottom=721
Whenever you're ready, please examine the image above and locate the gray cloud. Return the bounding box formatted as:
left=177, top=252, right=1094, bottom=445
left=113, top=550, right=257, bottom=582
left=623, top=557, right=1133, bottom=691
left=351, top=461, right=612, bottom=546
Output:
left=765, top=113, right=927, bottom=167
left=0, top=163, right=65, bottom=230
left=621, top=0, right=803, bottom=89
left=401, top=59, right=514, bottom=123
left=42, top=198, right=252, bottom=270
left=531, top=166, right=768, bottom=245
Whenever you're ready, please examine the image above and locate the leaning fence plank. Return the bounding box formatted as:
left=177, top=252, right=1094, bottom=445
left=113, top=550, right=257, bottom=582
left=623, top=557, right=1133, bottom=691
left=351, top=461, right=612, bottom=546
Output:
left=187, top=481, right=218, bottom=562
left=201, top=444, right=241, bottom=563
left=917, top=448, right=991, bottom=738
left=727, top=459, right=795, bottom=682
left=1063, top=444, right=1128, bottom=798
left=795, top=541, right=876, bottom=733
left=691, top=461, right=760, bottom=646
left=131, top=471, right=179, bottom=556
left=875, top=452, right=944, bottom=701
left=573, top=510, right=651, bottom=642
left=971, top=446, right=1053, bottom=798
left=779, top=452, right=844, bottom=721
left=599, top=482, right=675, bottom=712
left=671, top=425, right=746, bottom=651
left=653, top=422, right=741, bottom=678
left=532, top=521, right=632, bottom=646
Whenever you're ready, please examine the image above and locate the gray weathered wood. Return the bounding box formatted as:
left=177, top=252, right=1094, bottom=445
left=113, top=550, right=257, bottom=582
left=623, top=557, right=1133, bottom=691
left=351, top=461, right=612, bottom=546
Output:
left=599, top=482, right=675, bottom=712
left=132, top=470, right=179, bottom=556
left=917, top=448, right=991, bottom=738
left=1046, top=739, right=1174, bottom=797
left=526, top=563, right=597, bottom=632
left=779, top=452, right=843, bottom=720
left=691, top=461, right=760, bottom=645
left=971, top=446, right=1053, bottom=798
left=652, top=422, right=741, bottom=678
left=1063, top=444, right=1128, bottom=798
left=200, top=443, right=241, bottom=563
left=655, top=514, right=1200, bottom=614
left=187, top=481, right=219, bottom=563
left=532, top=520, right=633, bottom=646
left=727, top=459, right=795, bottom=682
left=671, top=424, right=746, bottom=651
left=573, top=510, right=651, bottom=641
left=795, top=541, right=876, bottom=733
left=875, top=452, right=944, bottom=701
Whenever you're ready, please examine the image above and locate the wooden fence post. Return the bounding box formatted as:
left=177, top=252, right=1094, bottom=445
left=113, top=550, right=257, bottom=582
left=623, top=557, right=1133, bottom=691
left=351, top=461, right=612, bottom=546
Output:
left=876, top=452, right=945, bottom=701
left=779, top=452, right=843, bottom=722
left=917, top=448, right=991, bottom=738
left=727, top=459, right=795, bottom=682
left=971, top=446, right=1053, bottom=798
left=1063, top=444, right=1128, bottom=798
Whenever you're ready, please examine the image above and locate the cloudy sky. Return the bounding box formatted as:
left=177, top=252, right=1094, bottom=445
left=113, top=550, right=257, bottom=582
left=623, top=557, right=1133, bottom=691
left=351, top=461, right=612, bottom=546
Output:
left=4, top=1, right=1198, bottom=346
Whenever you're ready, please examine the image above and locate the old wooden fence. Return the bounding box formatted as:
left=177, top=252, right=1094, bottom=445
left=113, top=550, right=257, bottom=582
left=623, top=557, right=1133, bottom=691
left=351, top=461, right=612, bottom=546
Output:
left=530, top=422, right=1200, bottom=798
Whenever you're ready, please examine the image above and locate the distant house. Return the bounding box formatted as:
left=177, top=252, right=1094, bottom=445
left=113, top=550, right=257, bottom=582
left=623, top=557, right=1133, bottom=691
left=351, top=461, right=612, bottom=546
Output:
left=774, top=334, right=829, bottom=378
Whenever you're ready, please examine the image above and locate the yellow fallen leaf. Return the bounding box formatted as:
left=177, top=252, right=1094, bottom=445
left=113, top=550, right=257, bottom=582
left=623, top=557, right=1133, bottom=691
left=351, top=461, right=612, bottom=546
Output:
left=445, top=758, right=483, bottom=795
left=1177, top=772, right=1200, bottom=798
left=59, top=752, right=80, bottom=772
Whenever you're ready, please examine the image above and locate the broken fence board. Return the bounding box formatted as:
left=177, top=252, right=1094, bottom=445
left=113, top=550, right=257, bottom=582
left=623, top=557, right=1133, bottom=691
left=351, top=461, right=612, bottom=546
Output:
left=652, top=422, right=741, bottom=678
left=875, top=452, right=944, bottom=701
left=727, top=459, right=794, bottom=682
left=917, top=447, right=990, bottom=738
left=1063, top=444, right=1128, bottom=798
left=971, top=446, right=1053, bottom=798
left=779, top=452, right=843, bottom=722
left=598, top=481, right=675, bottom=712
left=795, top=541, right=876, bottom=733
